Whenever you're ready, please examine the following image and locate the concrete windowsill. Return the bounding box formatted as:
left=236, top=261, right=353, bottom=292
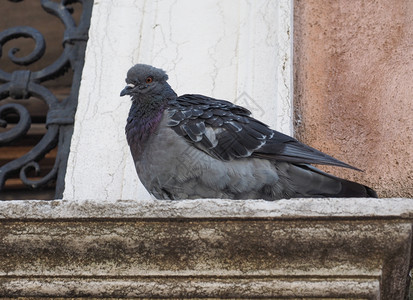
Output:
left=0, top=198, right=412, bottom=299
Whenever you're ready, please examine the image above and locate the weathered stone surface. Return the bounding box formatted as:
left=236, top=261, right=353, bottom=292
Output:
left=0, top=198, right=411, bottom=298
left=0, top=198, right=412, bottom=219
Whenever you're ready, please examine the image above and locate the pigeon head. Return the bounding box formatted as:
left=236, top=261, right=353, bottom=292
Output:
left=120, top=64, right=171, bottom=99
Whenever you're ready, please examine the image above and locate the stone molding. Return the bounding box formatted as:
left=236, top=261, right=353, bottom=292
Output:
left=0, top=198, right=412, bottom=298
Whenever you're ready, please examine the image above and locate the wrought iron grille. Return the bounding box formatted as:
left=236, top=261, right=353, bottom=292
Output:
left=0, top=0, right=93, bottom=199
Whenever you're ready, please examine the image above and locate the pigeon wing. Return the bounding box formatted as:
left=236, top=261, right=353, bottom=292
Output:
left=167, top=94, right=359, bottom=170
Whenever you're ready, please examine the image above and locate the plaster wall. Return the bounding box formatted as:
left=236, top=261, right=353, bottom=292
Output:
left=294, top=0, right=413, bottom=197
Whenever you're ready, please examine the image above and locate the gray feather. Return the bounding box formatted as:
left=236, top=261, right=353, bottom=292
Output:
left=121, top=64, right=378, bottom=200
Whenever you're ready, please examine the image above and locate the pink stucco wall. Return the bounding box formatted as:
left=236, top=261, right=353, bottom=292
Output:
left=294, top=0, right=413, bottom=197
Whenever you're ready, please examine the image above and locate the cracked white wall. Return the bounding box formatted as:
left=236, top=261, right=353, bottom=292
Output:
left=64, top=0, right=293, bottom=201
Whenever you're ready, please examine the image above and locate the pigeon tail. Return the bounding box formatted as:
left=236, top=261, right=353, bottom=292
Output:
left=284, top=164, right=377, bottom=198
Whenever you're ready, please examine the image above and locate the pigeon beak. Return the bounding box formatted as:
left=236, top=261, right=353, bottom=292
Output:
left=120, top=86, right=132, bottom=97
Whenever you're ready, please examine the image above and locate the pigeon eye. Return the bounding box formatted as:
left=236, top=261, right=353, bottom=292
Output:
left=145, top=76, right=153, bottom=84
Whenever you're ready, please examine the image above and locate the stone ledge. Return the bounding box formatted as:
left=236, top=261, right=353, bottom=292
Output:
left=0, top=198, right=412, bottom=219
left=0, top=198, right=411, bottom=299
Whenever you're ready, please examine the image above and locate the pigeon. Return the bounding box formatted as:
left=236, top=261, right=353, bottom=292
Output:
left=120, top=64, right=377, bottom=200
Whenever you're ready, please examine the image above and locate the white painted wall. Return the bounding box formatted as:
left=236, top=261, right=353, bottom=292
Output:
left=63, top=0, right=293, bottom=201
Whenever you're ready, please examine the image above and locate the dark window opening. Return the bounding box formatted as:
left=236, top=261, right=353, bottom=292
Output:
left=0, top=0, right=93, bottom=200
